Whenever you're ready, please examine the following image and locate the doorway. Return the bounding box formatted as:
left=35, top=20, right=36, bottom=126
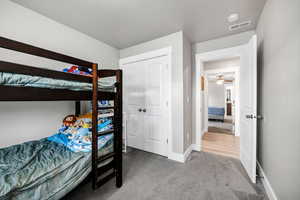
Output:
left=194, top=35, right=257, bottom=183
left=202, top=59, right=240, bottom=159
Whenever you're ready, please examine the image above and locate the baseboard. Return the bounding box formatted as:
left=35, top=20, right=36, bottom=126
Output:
left=257, top=162, right=278, bottom=200
left=191, top=144, right=201, bottom=152
left=168, top=152, right=185, bottom=163
left=183, top=144, right=193, bottom=161
left=168, top=144, right=194, bottom=163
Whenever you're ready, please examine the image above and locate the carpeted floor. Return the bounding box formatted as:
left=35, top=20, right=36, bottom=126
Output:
left=63, top=148, right=268, bottom=200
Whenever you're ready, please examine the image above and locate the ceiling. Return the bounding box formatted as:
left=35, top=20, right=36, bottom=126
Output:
left=11, top=0, right=266, bottom=49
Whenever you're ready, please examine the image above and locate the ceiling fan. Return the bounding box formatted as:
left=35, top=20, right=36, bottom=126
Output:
left=216, top=75, right=233, bottom=85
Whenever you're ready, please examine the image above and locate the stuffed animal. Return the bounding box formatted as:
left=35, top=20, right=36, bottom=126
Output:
left=63, top=65, right=92, bottom=77
left=63, top=115, right=77, bottom=127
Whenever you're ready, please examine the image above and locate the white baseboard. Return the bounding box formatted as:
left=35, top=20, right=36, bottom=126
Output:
left=168, top=144, right=194, bottom=163
left=191, top=144, right=201, bottom=152
left=257, top=162, right=278, bottom=200
left=168, top=152, right=185, bottom=163
left=183, top=144, right=193, bottom=161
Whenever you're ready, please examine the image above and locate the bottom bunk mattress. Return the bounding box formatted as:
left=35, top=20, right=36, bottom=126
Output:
left=0, top=138, right=113, bottom=200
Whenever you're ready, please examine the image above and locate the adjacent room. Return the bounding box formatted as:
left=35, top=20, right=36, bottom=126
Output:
left=0, top=0, right=299, bottom=200
left=202, top=58, right=240, bottom=159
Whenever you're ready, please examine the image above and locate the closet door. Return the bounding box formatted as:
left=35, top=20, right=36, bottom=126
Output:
left=123, top=61, right=146, bottom=150
left=143, top=56, right=168, bottom=156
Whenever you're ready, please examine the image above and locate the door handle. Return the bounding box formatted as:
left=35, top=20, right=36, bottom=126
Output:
left=142, top=108, right=146, bottom=113
left=246, top=114, right=254, bottom=119
left=246, top=114, right=263, bottom=120
left=253, top=115, right=264, bottom=120
left=138, top=108, right=142, bottom=112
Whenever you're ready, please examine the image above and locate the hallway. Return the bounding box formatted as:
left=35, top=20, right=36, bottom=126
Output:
left=202, top=132, right=240, bottom=159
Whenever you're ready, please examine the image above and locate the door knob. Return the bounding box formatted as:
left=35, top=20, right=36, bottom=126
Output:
left=246, top=114, right=263, bottom=120
left=245, top=114, right=254, bottom=119
left=138, top=108, right=142, bottom=112
left=142, top=108, right=146, bottom=113
left=256, top=115, right=264, bottom=120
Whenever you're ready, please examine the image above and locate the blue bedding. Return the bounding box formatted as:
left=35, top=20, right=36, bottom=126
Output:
left=0, top=138, right=113, bottom=200
left=49, top=116, right=113, bottom=152
left=0, top=72, right=115, bottom=92
left=208, top=107, right=225, bottom=116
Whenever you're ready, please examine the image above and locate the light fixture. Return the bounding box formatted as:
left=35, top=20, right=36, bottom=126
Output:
left=216, top=75, right=224, bottom=85
left=228, top=13, right=239, bottom=23
left=216, top=79, right=224, bottom=85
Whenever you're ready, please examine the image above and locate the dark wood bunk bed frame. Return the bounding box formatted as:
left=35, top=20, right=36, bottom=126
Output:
left=0, top=36, right=123, bottom=190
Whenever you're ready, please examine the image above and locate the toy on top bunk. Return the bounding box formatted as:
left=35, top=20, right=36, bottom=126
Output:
left=48, top=113, right=113, bottom=152
left=63, top=65, right=92, bottom=77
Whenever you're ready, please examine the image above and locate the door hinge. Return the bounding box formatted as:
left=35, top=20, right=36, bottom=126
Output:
left=166, top=139, right=168, bottom=144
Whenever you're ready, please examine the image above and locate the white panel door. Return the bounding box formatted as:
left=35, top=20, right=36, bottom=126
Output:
left=123, top=60, right=146, bottom=150
left=144, top=56, right=168, bottom=156
left=123, top=55, right=169, bottom=157
left=239, top=35, right=257, bottom=183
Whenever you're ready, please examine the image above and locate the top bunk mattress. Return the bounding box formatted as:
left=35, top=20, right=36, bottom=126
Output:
left=0, top=72, right=116, bottom=92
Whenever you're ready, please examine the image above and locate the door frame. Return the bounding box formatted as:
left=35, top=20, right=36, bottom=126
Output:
left=119, top=47, right=172, bottom=158
left=204, top=67, right=240, bottom=137
left=195, top=41, right=257, bottom=183
left=195, top=45, right=244, bottom=151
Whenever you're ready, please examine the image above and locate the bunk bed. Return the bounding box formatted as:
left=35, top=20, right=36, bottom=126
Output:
left=0, top=37, right=123, bottom=200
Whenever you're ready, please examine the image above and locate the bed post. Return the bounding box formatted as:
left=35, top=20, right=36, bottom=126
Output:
left=91, top=63, right=98, bottom=190
left=75, top=101, right=81, bottom=116
left=115, top=69, right=123, bottom=188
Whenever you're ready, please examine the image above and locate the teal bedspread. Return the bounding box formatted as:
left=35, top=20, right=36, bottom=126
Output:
left=0, top=72, right=115, bottom=92
left=0, top=138, right=113, bottom=200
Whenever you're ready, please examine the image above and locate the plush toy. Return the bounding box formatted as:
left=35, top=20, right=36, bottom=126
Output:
left=63, top=115, right=77, bottom=127
left=63, top=65, right=92, bottom=77
left=78, top=112, right=92, bottom=119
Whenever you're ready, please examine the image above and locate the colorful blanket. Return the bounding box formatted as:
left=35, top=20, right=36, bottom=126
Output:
left=48, top=116, right=113, bottom=152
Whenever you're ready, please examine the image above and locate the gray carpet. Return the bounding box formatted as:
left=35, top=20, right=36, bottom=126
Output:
left=63, top=149, right=268, bottom=200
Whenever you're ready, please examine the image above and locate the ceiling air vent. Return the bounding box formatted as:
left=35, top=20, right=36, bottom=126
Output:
left=229, top=20, right=251, bottom=31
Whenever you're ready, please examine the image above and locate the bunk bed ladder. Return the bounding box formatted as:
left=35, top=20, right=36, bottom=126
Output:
left=91, top=66, right=123, bottom=190
left=91, top=63, right=99, bottom=190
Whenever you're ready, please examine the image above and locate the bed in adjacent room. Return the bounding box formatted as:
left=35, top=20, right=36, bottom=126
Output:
left=208, top=107, right=225, bottom=122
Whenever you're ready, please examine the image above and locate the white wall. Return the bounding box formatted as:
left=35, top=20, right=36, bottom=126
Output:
left=120, top=31, right=185, bottom=154
left=207, top=82, right=225, bottom=108
left=182, top=34, right=192, bottom=152
left=256, top=0, right=300, bottom=199
left=204, top=57, right=240, bottom=71
left=0, top=0, right=119, bottom=148
left=193, top=31, right=255, bottom=54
